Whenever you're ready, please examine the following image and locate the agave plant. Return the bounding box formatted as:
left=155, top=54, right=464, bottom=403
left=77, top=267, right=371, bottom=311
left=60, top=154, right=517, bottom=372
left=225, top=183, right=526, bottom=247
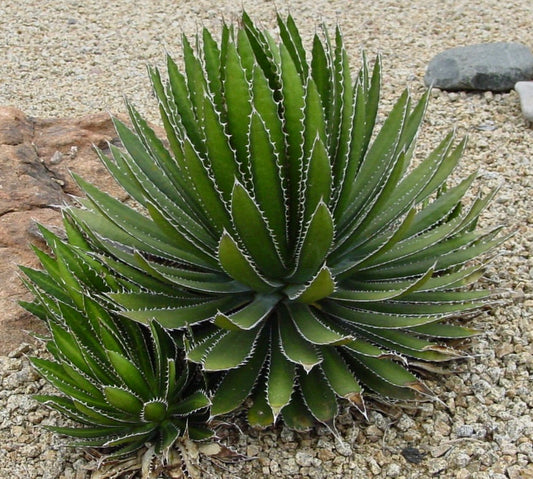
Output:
left=28, top=12, right=504, bottom=431
left=20, top=222, right=212, bottom=457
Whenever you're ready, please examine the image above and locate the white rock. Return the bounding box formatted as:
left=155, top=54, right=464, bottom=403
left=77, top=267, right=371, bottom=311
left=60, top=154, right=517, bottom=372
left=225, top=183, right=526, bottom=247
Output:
left=515, top=81, right=533, bottom=122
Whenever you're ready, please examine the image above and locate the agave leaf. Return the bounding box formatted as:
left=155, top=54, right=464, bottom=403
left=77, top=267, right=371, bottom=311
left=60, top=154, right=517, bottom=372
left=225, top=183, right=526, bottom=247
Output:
left=178, top=138, right=232, bottom=235
left=248, top=386, right=275, bottom=428
left=19, top=299, right=49, bottom=322
left=311, top=32, right=331, bottom=118
left=156, top=421, right=181, bottom=453
left=121, top=104, right=186, bottom=201
left=402, top=173, right=476, bottom=238
left=95, top=143, right=145, bottom=205
left=322, top=300, right=447, bottom=329
left=302, top=78, right=327, bottom=162
left=277, top=13, right=308, bottom=78
left=354, top=325, right=464, bottom=361
left=183, top=34, right=210, bottom=114
left=30, top=244, right=60, bottom=279
left=302, top=132, right=332, bottom=224
left=285, top=302, right=350, bottom=345
left=237, top=28, right=256, bottom=78
left=20, top=296, right=50, bottom=322
left=242, top=12, right=281, bottom=92
left=330, top=32, right=355, bottom=199
left=44, top=425, right=123, bottom=439
left=73, top=399, right=136, bottom=426
left=319, top=347, right=364, bottom=411
left=332, top=265, right=434, bottom=302
left=34, top=395, right=96, bottom=426
left=104, top=386, right=143, bottom=415
left=112, top=116, right=206, bottom=232
left=280, top=41, right=306, bottom=237
left=202, top=27, right=224, bottom=113
left=164, top=358, right=182, bottom=399
left=325, top=27, right=345, bottom=166
left=285, top=265, right=336, bottom=304
left=250, top=63, right=285, bottom=160
left=415, top=138, right=467, bottom=203
left=334, top=149, right=410, bottom=257
left=343, top=352, right=420, bottom=400
left=335, top=55, right=381, bottom=218
left=117, top=120, right=217, bottom=244
left=370, top=130, right=455, bottom=235
left=299, top=366, right=338, bottom=431
left=202, top=325, right=263, bottom=371
left=198, top=93, right=238, bottom=202
left=395, top=88, right=431, bottom=168
left=83, top=300, right=128, bottom=358
left=337, top=89, right=410, bottom=239
left=120, top=296, right=245, bottom=329
left=344, top=265, right=483, bottom=293
left=280, top=389, right=315, bottom=431
left=187, top=424, right=215, bottom=441
left=95, top=254, right=193, bottom=297
left=247, top=108, right=288, bottom=258
left=103, top=422, right=157, bottom=448
left=140, top=399, right=168, bottom=423
left=19, top=266, right=72, bottom=306
left=151, top=68, right=209, bottom=212
left=210, top=331, right=269, bottom=416
left=223, top=41, right=253, bottom=175
left=21, top=279, right=63, bottom=322
left=108, top=291, right=203, bottom=311
left=57, top=302, right=106, bottom=357
left=50, top=323, right=92, bottom=376
left=363, top=227, right=505, bottom=279
left=31, top=359, right=108, bottom=407
left=218, top=231, right=281, bottom=293
left=186, top=330, right=224, bottom=364
left=352, top=299, right=486, bottom=316
left=36, top=229, right=85, bottom=307
left=359, top=216, right=464, bottom=270
left=145, top=200, right=219, bottom=270
left=278, top=306, right=321, bottom=372
left=171, top=391, right=210, bottom=416
left=72, top=175, right=200, bottom=264
left=343, top=338, right=384, bottom=357
left=100, top=440, right=151, bottom=459
left=149, top=320, right=177, bottom=390
left=267, top=327, right=296, bottom=419
left=99, top=303, right=154, bottom=379
left=230, top=181, right=286, bottom=278
left=131, top=252, right=249, bottom=294
left=214, top=293, right=281, bottom=331
left=106, top=351, right=152, bottom=400
left=62, top=215, right=93, bottom=252
left=408, top=322, right=480, bottom=338
left=400, top=289, right=492, bottom=303
left=290, top=202, right=334, bottom=283
left=166, top=55, right=204, bottom=151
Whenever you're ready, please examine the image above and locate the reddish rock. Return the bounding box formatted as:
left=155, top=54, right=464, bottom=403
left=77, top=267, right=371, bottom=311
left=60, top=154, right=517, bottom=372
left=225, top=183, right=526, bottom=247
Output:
left=0, top=106, right=136, bottom=355
left=32, top=112, right=130, bottom=198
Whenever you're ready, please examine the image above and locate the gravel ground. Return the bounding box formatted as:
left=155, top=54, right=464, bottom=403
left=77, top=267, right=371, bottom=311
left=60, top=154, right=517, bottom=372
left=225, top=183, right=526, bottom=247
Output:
left=1, top=0, right=532, bottom=478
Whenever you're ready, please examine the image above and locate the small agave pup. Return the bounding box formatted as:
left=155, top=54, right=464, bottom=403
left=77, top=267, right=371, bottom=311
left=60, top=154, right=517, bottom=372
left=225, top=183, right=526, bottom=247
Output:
left=31, top=12, right=505, bottom=433
left=20, top=222, right=212, bottom=458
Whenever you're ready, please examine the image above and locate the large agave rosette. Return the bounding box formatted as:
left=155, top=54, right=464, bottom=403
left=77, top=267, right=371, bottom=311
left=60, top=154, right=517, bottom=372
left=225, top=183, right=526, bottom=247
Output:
left=49, top=13, right=504, bottom=430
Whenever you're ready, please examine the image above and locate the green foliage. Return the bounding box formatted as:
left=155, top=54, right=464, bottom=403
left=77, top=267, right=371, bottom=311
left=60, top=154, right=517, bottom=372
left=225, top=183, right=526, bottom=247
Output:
left=20, top=222, right=212, bottom=457
left=23, top=12, right=505, bottom=434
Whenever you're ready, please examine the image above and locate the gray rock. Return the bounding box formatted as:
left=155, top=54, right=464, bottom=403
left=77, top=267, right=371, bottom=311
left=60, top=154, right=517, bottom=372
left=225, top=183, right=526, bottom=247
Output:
left=424, top=43, right=533, bottom=91
left=515, top=81, right=533, bottom=122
